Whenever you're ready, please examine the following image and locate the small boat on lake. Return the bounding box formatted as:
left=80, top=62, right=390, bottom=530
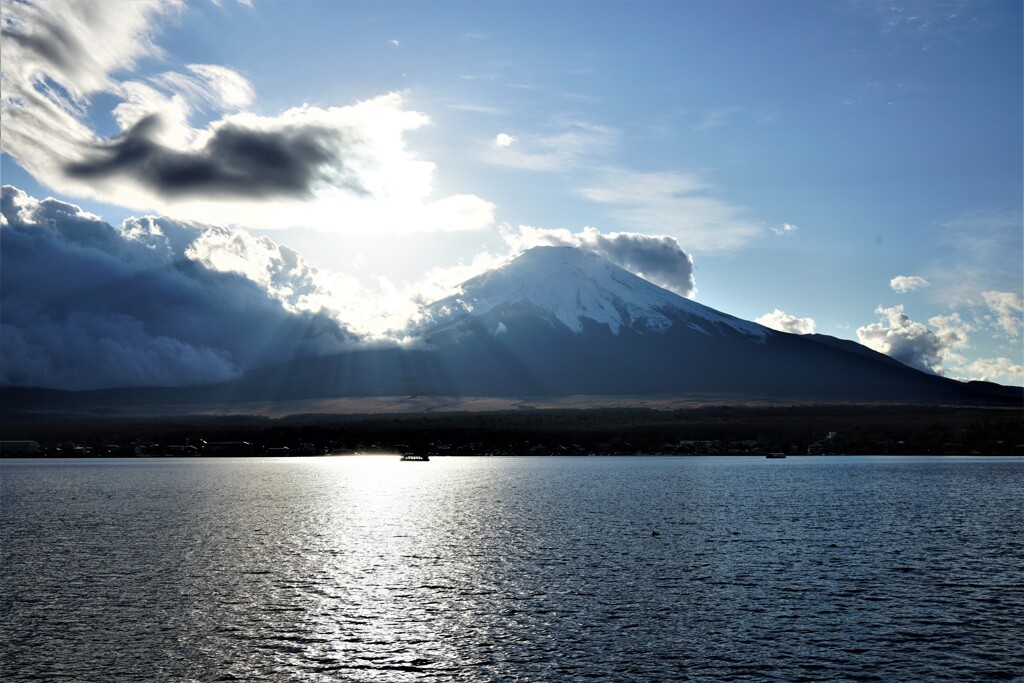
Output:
left=766, top=452, right=787, bottom=459
left=400, top=453, right=430, bottom=462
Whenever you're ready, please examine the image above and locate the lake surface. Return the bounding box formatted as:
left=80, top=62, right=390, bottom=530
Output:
left=2, top=456, right=1022, bottom=681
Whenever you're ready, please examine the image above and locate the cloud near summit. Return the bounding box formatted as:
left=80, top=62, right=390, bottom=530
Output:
left=507, top=226, right=696, bottom=297
left=0, top=0, right=493, bottom=233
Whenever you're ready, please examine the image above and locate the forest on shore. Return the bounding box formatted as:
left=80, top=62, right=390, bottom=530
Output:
left=3, top=404, right=1021, bottom=456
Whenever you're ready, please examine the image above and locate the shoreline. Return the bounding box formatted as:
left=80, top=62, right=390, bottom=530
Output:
left=3, top=403, right=1021, bottom=458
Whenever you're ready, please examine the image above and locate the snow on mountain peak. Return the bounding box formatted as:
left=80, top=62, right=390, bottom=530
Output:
left=422, top=246, right=768, bottom=339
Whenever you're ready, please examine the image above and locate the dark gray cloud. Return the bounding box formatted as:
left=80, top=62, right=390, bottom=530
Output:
left=1, top=185, right=352, bottom=390
left=1, top=22, right=79, bottom=75
left=591, top=232, right=696, bottom=297
left=516, top=226, right=696, bottom=296
left=64, top=114, right=367, bottom=200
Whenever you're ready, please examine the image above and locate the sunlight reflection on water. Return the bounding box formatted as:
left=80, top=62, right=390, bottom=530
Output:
left=2, top=456, right=1022, bottom=681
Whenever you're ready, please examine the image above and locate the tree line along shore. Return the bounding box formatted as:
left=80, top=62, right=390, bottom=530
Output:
left=2, top=405, right=1021, bottom=457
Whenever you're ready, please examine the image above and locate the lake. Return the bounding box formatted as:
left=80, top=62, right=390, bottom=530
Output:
left=2, top=456, right=1022, bottom=681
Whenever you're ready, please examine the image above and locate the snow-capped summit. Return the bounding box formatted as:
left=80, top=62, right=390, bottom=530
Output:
left=422, top=246, right=767, bottom=339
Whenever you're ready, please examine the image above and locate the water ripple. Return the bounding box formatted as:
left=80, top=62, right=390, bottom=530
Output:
left=2, top=456, right=1022, bottom=681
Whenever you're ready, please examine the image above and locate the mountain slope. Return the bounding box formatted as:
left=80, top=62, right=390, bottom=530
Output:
left=4, top=246, right=1021, bottom=410
left=394, top=246, right=1019, bottom=403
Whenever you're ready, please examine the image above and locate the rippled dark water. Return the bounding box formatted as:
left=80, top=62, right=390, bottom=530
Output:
left=2, top=456, right=1022, bottom=681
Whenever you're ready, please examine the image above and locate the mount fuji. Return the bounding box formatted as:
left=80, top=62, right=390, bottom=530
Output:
left=217, top=246, right=1016, bottom=405
left=5, top=246, right=1020, bottom=410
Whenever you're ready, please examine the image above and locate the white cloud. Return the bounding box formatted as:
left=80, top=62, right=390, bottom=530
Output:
left=386, top=39, right=400, bottom=47
left=771, top=223, right=799, bottom=236
left=401, top=250, right=511, bottom=307
left=494, top=133, right=517, bottom=147
left=121, top=208, right=505, bottom=339
left=890, top=275, right=930, bottom=293
left=854, top=293, right=1021, bottom=385
left=755, top=309, right=817, bottom=335
left=958, top=357, right=1024, bottom=386
left=981, top=291, right=1023, bottom=338
left=1, top=1, right=492, bottom=235
left=577, top=168, right=761, bottom=253
left=856, top=304, right=971, bottom=375
left=182, top=228, right=328, bottom=313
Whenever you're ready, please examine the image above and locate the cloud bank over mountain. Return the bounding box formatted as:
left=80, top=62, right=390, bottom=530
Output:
left=0, top=186, right=350, bottom=390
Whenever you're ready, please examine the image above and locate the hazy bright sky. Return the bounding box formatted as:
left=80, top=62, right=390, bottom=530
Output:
left=2, top=0, right=1021, bottom=384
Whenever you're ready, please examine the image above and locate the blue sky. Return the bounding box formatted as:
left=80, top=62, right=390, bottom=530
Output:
left=2, top=0, right=1022, bottom=385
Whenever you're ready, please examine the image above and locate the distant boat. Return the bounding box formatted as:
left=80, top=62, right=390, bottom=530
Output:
left=400, top=453, right=430, bottom=462
left=766, top=452, right=786, bottom=459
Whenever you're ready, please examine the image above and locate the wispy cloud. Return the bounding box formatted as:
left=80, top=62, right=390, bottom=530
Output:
left=151, top=64, right=255, bottom=111
left=930, top=208, right=1023, bottom=303
left=690, top=107, right=740, bottom=131
left=1, top=0, right=492, bottom=235
left=484, top=121, right=617, bottom=171
left=446, top=103, right=504, bottom=115
left=577, top=168, right=762, bottom=253
left=849, top=0, right=1004, bottom=48
left=577, top=169, right=709, bottom=203
left=981, top=291, right=1023, bottom=339
left=771, top=223, right=799, bottom=236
